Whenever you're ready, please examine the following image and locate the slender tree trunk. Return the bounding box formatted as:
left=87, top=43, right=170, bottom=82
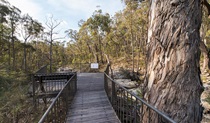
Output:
left=45, top=17, right=62, bottom=73
left=86, top=41, right=94, bottom=62
left=137, top=36, right=141, bottom=71
left=12, top=39, right=15, bottom=70
left=28, top=50, right=32, bottom=70
left=23, top=40, right=27, bottom=72
left=131, top=9, right=135, bottom=73
left=8, top=39, right=11, bottom=71
left=144, top=0, right=204, bottom=122
left=123, top=39, right=128, bottom=58
left=50, top=40, right=52, bottom=73
left=98, top=34, right=103, bottom=63
left=131, top=27, right=134, bottom=72
left=11, top=24, right=15, bottom=70
left=94, top=43, right=99, bottom=63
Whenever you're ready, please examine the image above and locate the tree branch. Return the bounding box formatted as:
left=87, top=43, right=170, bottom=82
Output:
left=202, top=0, right=210, bottom=17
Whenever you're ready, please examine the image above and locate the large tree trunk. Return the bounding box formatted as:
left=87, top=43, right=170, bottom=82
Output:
left=144, top=0, right=204, bottom=122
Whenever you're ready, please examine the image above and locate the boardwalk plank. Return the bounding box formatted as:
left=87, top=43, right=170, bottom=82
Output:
left=66, top=73, right=120, bottom=123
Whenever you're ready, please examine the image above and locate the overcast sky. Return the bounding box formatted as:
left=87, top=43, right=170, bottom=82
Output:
left=9, top=0, right=124, bottom=33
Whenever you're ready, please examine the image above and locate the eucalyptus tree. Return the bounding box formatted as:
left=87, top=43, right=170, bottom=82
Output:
left=79, top=24, right=99, bottom=63
left=86, top=9, right=111, bottom=63
left=0, top=0, right=10, bottom=24
left=65, top=29, right=82, bottom=62
left=134, top=1, right=148, bottom=71
left=8, top=6, right=21, bottom=70
left=108, top=12, right=128, bottom=58
left=144, top=0, right=209, bottom=122
left=19, top=14, right=43, bottom=71
left=66, top=10, right=111, bottom=64
left=0, top=0, right=22, bottom=71
left=110, top=0, right=148, bottom=71
left=0, top=0, right=11, bottom=65
left=122, top=0, right=139, bottom=72
left=45, top=15, right=62, bottom=73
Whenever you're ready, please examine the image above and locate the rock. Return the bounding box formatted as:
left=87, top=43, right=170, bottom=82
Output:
left=202, top=101, right=210, bottom=111
left=201, top=80, right=210, bottom=122
left=57, top=67, right=73, bottom=73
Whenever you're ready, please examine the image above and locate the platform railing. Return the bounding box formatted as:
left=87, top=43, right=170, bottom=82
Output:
left=104, top=64, right=176, bottom=123
left=38, top=73, right=77, bottom=123
left=32, top=73, right=75, bottom=108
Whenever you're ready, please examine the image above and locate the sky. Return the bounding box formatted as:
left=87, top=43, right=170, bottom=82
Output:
left=9, top=0, right=124, bottom=38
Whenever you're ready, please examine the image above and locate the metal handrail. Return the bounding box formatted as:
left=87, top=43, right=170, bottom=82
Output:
left=35, top=65, right=48, bottom=74
left=104, top=64, right=176, bottom=123
left=38, top=73, right=77, bottom=123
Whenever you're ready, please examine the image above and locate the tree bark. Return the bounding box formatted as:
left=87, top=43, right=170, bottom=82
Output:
left=144, top=0, right=204, bottom=122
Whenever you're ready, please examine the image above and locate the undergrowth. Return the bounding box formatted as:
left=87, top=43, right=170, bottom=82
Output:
left=0, top=70, right=39, bottom=123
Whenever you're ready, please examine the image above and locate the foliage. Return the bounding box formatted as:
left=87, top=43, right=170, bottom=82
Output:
left=0, top=70, right=30, bottom=122
left=65, top=1, right=149, bottom=72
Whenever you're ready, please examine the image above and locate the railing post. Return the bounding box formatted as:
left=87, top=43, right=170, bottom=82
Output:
left=112, top=81, right=116, bottom=108
left=126, top=91, right=129, bottom=123
left=79, top=63, right=81, bottom=72
left=134, top=99, right=137, bottom=123
left=75, top=73, right=77, bottom=94
left=32, top=74, right=36, bottom=108
left=130, top=95, right=133, bottom=123
left=67, top=79, right=71, bottom=106
left=104, top=75, right=107, bottom=94
left=104, top=64, right=109, bottom=96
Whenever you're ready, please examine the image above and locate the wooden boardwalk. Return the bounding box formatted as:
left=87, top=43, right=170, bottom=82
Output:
left=66, top=73, right=120, bottom=123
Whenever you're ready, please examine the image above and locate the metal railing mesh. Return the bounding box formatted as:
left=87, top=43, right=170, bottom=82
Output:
left=38, top=73, right=77, bottom=123
left=104, top=64, right=176, bottom=123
